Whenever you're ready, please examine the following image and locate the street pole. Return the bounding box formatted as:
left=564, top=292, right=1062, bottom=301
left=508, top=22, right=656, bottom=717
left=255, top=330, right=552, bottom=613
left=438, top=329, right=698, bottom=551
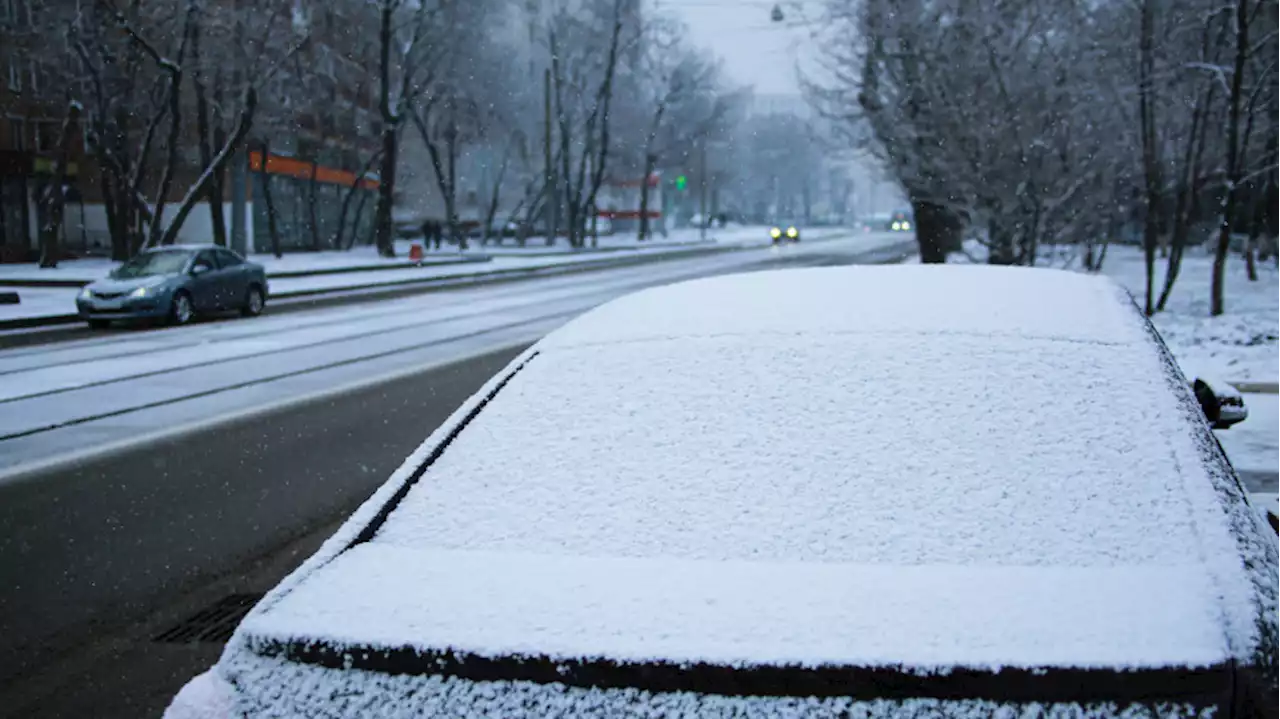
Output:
left=544, top=67, right=557, bottom=246
left=699, top=140, right=707, bottom=242
left=230, top=147, right=247, bottom=254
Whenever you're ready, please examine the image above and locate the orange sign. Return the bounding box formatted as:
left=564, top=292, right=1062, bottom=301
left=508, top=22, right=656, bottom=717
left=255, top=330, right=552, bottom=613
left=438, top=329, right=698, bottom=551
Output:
left=249, top=151, right=378, bottom=190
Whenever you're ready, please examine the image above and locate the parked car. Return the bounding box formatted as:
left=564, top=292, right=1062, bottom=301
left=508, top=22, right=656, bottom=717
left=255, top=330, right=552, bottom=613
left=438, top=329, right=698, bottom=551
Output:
left=166, top=265, right=1277, bottom=718
left=77, top=246, right=268, bottom=328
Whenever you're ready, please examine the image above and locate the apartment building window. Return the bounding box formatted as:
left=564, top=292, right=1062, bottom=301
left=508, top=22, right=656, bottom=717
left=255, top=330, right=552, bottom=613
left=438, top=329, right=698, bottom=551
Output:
left=8, top=116, right=26, bottom=150
left=33, top=118, right=57, bottom=152
left=6, top=53, right=22, bottom=93
left=26, top=58, right=38, bottom=96
left=1, top=0, right=32, bottom=26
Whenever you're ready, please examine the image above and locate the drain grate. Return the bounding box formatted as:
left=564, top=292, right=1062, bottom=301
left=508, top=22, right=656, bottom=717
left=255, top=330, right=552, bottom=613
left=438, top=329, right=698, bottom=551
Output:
left=154, top=592, right=264, bottom=644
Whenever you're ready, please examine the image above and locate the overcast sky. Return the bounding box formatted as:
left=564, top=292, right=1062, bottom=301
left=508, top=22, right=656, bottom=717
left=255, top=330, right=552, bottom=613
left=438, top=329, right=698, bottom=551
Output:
left=661, top=1, right=824, bottom=96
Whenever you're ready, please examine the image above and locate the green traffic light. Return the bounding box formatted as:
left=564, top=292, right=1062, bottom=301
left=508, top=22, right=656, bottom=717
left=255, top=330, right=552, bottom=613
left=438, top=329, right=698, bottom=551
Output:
left=675, top=175, right=687, bottom=190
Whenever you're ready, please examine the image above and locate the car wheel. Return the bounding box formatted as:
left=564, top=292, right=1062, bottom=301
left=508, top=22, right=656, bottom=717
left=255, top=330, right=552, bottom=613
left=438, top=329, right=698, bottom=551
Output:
left=241, top=286, right=265, bottom=317
left=87, top=319, right=110, bottom=330
left=169, top=291, right=194, bottom=326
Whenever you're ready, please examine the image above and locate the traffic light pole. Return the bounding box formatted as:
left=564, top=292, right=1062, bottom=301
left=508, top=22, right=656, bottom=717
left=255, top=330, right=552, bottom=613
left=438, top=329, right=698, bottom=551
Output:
left=699, top=141, right=707, bottom=242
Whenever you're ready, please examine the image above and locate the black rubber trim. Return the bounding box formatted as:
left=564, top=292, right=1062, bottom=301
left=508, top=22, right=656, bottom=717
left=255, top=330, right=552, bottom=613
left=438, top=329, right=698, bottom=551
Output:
left=344, top=350, right=539, bottom=549
left=247, top=638, right=1232, bottom=706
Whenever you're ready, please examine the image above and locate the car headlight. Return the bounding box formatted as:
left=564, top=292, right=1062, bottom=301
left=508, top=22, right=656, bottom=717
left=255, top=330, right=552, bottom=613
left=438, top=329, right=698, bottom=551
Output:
left=786, top=227, right=798, bottom=237
left=770, top=228, right=781, bottom=238
left=79, top=286, right=92, bottom=298
left=129, top=286, right=149, bottom=298
left=902, top=222, right=911, bottom=230
left=892, top=222, right=901, bottom=230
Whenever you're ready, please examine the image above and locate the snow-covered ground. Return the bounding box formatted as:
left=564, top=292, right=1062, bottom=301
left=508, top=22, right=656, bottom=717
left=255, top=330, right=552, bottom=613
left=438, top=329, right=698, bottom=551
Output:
left=0, top=226, right=845, bottom=324
left=0, top=233, right=908, bottom=476
left=0, top=287, right=74, bottom=322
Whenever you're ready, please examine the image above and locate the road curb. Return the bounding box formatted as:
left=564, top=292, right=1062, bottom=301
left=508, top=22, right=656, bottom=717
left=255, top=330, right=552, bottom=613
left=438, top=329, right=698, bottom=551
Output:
left=0, top=255, right=492, bottom=290
left=271, top=243, right=750, bottom=301
left=264, top=254, right=491, bottom=278
left=0, top=241, right=765, bottom=332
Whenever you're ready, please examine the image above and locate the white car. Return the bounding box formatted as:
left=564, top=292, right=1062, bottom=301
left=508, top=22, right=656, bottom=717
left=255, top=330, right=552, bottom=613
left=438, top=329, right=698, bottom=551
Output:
left=167, top=265, right=1278, bottom=719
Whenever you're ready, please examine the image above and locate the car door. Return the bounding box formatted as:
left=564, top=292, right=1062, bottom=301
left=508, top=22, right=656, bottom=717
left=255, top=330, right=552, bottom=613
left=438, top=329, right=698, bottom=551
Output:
left=214, top=248, right=250, bottom=308
left=189, top=249, right=222, bottom=311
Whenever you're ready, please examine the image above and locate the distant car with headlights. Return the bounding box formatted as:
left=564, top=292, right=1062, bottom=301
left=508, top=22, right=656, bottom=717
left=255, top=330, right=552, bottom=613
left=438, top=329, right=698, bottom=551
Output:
left=77, top=246, right=268, bottom=328
left=769, top=221, right=801, bottom=243
left=888, top=211, right=913, bottom=232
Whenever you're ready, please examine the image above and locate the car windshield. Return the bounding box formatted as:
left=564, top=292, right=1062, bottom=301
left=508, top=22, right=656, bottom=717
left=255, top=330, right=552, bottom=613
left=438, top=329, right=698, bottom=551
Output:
left=110, top=250, right=192, bottom=279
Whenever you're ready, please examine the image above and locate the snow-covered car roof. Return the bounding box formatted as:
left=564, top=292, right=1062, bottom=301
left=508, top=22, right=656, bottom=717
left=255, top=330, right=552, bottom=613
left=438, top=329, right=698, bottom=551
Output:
left=214, top=265, right=1277, bottom=717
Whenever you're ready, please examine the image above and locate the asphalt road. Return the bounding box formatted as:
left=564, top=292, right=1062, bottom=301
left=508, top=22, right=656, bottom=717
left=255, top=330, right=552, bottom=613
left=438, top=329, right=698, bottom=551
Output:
left=0, top=347, right=524, bottom=718
left=0, top=237, right=915, bottom=718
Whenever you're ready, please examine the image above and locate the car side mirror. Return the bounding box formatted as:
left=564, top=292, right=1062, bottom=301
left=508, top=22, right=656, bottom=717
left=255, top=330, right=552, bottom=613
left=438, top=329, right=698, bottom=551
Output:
left=1192, top=377, right=1248, bottom=430
left=191, top=263, right=212, bottom=276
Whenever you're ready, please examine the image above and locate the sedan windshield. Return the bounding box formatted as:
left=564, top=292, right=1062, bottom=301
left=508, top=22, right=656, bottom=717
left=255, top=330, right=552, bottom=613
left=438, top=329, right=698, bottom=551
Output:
left=111, top=251, right=193, bottom=279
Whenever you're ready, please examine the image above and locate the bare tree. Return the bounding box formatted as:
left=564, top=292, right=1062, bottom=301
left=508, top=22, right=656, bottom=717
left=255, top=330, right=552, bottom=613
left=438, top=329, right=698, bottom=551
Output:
left=1210, top=0, right=1277, bottom=314
left=543, top=0, right=637, bottom=249
left=66, top=0, right=301, bottom=256
left=634, top=18, right=727, bottom=241
left=371, top=0, right=441, bottom=258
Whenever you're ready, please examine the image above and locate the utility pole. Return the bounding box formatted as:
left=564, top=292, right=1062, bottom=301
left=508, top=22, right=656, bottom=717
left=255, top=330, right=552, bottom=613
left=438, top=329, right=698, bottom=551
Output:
left=230, top=149, right=247, bottom=254
left=543, top=67, right=557, bottom=246
left=699, top=140, right=707, bottom=241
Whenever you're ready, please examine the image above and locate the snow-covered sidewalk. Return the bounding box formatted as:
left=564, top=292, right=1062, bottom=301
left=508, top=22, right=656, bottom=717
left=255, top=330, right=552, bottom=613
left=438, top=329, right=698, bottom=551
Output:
left=0, top=226, right=850, bottom=326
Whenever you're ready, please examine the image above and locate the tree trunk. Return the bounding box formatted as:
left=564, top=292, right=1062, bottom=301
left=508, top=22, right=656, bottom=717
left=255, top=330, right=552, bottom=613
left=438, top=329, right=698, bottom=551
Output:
left=191, top=20, right=228, bottom=247
left=448, top=125, right=466, bottom=251
left=987, top=216, right=1017, bottom=265
left=149, top=78, right=184, bottom=246
left=372, top=0, right=398, bottom=259
left=582, top=8, right=623, bottom=251
left=1137, top=0, right=1161, bottom=315
left=257, top=140, right=282, bottom=259
left=208, top=129, right=229, bottom=247
left=337, top=150, right=380, bottom=250
left=102, top=173, right=127, bottom=260
left=1158, top=66, right=1219, bottom=311
left=373, top=125, right=398, bottom=257
left=481, top=142, right=512, bottom=247
left=911, top=199, right=955, bottom=264
left=307, top=159, right=321, bottom=251
left=637, top=158, right=658, bottom=242
left=1244, top=233, right=1258, bottom=280
left=1210, top=0, right=1250, bottom=317
left=39, top=104, right=82, bottom=268
left=350, top=182, right=372, bottom=249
